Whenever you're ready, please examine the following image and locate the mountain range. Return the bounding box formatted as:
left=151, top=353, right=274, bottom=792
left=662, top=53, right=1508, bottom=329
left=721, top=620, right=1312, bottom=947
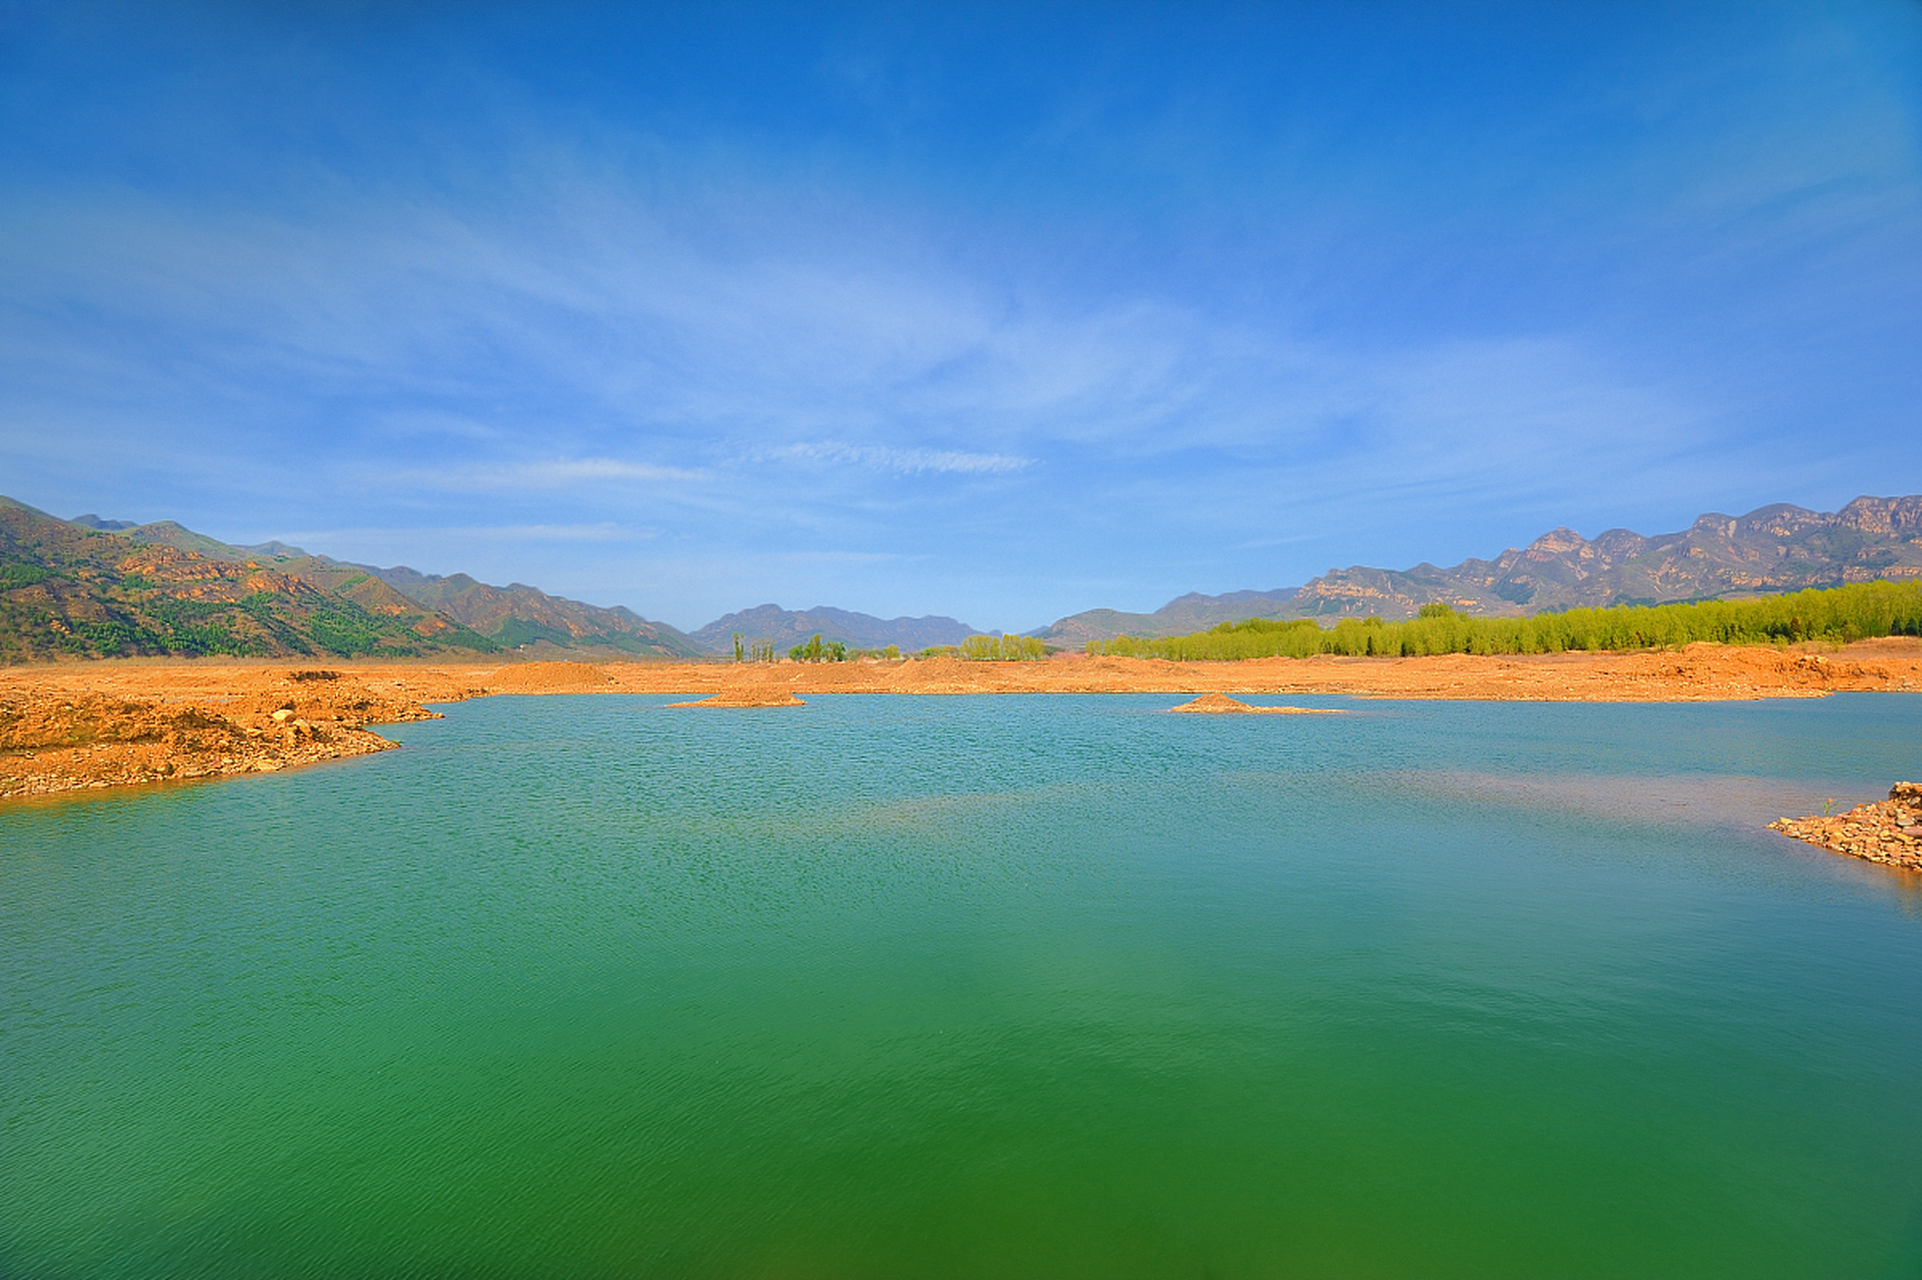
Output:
left=1032, top=589, right=1302, bottom=645
left=687, top=604, right=976, bottom=654
left=1291, top=494, right=1922, bottom=616
left=4, top=498, right=983, bottom=660
left=4, top=498, right=488, bottom=663
left=1036, top=495, right=1922, bottom=641
left=2, top=498, right=696, bottom=662
left=5, top=493, right=1920, bottom=662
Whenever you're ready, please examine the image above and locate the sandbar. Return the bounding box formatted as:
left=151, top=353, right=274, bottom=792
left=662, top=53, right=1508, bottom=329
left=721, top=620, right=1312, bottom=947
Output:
left=1168, top=693, right=1343, bottom=714
left=668, top=687, right=806, bottom=708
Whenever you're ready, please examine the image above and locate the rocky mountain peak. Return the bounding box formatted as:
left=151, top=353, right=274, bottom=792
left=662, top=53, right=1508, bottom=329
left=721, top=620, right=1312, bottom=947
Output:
left=1525, top=528, right=1587, bottom=556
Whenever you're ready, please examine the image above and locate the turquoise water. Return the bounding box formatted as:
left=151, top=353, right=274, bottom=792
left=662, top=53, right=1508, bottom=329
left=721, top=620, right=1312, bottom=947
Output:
left=3, top=692, right=1920, bottom=1278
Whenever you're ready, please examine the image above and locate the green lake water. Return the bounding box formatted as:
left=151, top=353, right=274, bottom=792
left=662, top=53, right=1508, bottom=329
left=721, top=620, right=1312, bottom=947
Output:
left=3, top=692, right=1920, bottom=1278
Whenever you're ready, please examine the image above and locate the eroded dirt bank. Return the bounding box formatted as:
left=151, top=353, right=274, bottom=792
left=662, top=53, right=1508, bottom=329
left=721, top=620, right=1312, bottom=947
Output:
left=0, top=667, right=467, bottom=800
left=4, top=638, right=1920, bottom=800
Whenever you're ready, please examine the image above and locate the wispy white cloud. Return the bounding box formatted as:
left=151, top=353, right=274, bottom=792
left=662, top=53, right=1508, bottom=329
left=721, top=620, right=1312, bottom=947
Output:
left=383, top=458, right=710, bottom=491
left=0, top=173, right=1784, bottom=497
left=2, top=18, right=1916, bottom=634
left=273, top=522, right=653, bottom=547
left=764, top=441, right=1033, bottom=475
left=768, top=549, right=920, bottom=565
left=373, top=410, right=507, bottom=442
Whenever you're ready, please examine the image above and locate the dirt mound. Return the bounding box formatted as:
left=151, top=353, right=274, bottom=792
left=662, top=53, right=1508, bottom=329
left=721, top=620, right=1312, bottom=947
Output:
left=885, top=657, right=971, bottom=691
left=668, top=687, right=805, bottom=708
left=485, top=661, right=613, bottom=692
left=1171, top=692, right=1250, bottom=713
left=1168, top=693, right=1343, bottom=714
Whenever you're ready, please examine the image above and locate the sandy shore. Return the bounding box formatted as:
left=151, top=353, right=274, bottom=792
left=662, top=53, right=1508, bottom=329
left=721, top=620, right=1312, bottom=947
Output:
left=4, top=638, right=1920, bottom=801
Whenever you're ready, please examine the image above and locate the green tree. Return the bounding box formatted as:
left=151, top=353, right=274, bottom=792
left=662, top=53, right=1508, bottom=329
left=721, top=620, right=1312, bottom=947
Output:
left=959, top=633, right=1048, bottom=661
left=787, top=634, right=848, bottom=663
left=1085, top=581, right=1922, bottom=662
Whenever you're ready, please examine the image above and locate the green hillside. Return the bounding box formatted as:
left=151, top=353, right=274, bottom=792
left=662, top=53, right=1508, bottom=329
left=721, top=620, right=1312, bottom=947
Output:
left=3, top=496, right=700, bottom=662
left=368, top=566, right=699, bottom=657
left=0, top=498, right=498, bottom=662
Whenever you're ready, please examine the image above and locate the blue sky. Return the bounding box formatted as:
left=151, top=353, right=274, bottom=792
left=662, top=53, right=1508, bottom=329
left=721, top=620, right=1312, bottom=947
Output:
left=2, top=1, right=1918, bottom=632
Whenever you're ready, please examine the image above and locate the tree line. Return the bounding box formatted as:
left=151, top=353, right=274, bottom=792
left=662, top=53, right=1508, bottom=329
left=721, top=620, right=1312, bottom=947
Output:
left=1086, top=580, right=1922, bottom=661
left=731, top=632, right=905, bottom=663
left=914, top=634, right=1049, bottom=661
left=733, top=630, right=1050, bottom=663
left=732, top=633, right=781, bottom=663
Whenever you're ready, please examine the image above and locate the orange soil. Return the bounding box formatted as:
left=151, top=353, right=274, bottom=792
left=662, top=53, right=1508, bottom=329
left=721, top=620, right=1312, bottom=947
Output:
left=1167, top=692, right=1343, bottom=715
left=4, top=639, right=1920, bottom=801
left=668, top=686, right=806, bottom=708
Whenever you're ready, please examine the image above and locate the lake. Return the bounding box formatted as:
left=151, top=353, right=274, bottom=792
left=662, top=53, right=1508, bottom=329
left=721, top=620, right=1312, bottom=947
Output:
left=3, top=693, right=1920, bottom=1277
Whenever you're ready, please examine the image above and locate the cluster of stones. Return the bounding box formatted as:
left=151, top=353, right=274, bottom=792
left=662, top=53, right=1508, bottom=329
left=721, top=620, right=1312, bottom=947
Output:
left=1770, top=782, right=1922, bottom=871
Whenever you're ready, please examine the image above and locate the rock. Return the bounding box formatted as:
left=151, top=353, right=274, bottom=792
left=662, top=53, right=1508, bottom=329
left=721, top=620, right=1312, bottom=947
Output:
left=1772, top=785, right=1922, bottom=872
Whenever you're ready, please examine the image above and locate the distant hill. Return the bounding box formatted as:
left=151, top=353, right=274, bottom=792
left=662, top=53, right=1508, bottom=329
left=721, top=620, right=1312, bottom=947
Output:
left=135, top=516, right=696, bottom=656
left=1289, top=496, right=1922, bottom=620
left=0, top=497, right=697, bottom=662
left=84, top=516, right=281, bottom=563
left=0, top=497, right=497, bottom=662
left=106, top=518, right=695, bottom=655
left=688, top=604, right=978, bottom=653
left=1035, top=588, right=1300, bottom=645
left=1036, top=496, right=1922, bottom=638
left=366, top=566, right=699, bottom=657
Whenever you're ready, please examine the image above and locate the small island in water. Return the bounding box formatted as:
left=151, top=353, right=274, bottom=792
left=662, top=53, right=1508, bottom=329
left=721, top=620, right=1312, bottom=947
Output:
left=1168, top=693, right=1344, bottom=715
left=668, top=686, right=806, bottom=708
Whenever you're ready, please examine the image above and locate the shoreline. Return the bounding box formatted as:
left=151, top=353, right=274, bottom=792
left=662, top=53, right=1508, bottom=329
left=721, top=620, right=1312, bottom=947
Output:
left=4, top=639, right=1920, bottom=802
